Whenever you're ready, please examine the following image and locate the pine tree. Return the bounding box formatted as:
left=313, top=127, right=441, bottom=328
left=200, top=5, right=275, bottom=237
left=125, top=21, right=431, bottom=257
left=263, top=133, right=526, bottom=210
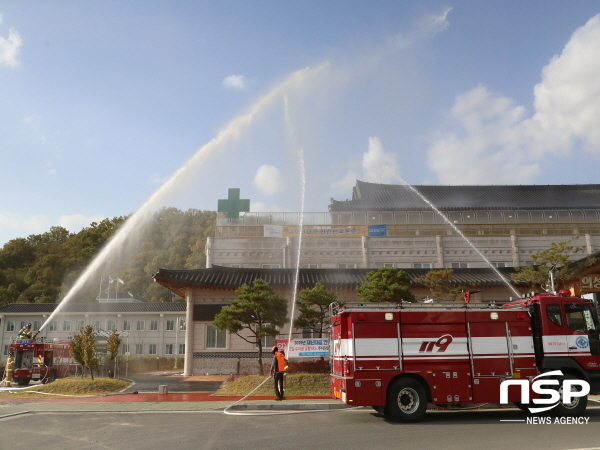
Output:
left=213, top=279, right=287, bottom=374
left=357, top=267, right=416, bottom=303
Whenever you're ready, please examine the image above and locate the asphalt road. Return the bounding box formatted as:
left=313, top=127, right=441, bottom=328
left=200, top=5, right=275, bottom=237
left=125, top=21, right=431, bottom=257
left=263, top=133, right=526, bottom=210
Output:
left=2, top=408, right=599, bottom=450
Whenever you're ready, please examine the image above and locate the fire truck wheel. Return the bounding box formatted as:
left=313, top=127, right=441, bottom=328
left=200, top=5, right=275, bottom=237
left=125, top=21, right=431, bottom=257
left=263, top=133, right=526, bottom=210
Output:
left=16, top=378, right=31, bottom=386
left=387, top=378, right=427, bottom=423
left=554, top=375, right=587, bottom=417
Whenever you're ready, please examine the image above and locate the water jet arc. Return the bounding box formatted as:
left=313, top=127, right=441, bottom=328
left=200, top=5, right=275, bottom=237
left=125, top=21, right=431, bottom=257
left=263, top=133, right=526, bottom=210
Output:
left=395, top=176, right=521, bottom=298
left=40, top=63, right=329, bottom=332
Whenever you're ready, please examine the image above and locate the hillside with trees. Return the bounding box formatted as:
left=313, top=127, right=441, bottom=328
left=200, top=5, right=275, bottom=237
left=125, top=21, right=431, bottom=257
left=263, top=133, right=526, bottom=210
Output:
left=0, top=208, right=216, bottom=306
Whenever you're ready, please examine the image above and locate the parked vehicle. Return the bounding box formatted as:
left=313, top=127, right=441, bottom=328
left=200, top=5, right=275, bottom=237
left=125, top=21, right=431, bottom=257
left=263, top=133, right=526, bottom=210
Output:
left=330, top=290, right=600, bottom=422
left=9, top=337, right=73, bottom=385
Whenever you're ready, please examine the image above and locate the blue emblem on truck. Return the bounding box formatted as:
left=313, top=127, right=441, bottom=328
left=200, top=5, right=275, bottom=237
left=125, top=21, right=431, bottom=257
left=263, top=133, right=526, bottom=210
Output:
left=576, top=336, right=589, bottom=349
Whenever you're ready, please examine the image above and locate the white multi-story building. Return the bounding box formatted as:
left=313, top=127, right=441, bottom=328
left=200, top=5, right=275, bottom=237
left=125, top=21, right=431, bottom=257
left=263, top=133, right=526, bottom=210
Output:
left=0, top=301, right=186, bottom=364
left=209, top=181, right=600, bottom=269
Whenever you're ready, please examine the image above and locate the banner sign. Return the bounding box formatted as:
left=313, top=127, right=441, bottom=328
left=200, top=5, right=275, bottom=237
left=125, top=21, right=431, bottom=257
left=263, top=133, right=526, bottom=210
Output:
left=368, top=224, right=387, bottom=236
left=581, top=274, right=600, bottom=291
left=275, top=338, right=330, bottom=358
left=264, top=225, right=368, bottom=238
left=263, top=225, right=283, bottom=237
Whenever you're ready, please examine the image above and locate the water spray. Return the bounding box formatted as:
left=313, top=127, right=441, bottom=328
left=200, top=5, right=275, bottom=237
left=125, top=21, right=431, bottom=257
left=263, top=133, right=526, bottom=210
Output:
left=39, top=63, right=328, bottom=332
left=284, top=95, right=306, bottom=348
left=394, top=175, right=521, bottom=298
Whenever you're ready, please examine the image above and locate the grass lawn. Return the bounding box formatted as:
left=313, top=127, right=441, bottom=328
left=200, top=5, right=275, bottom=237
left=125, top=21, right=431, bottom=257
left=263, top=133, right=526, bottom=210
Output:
left=214, top=373, right=331, bottom=396
left=0, top=377, right=131, bottom=398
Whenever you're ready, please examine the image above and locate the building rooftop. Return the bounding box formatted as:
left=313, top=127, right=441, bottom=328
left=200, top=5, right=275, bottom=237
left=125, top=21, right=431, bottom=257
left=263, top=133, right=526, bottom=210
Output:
left=329, top=181, right=600, bottom=211
left=153, top=265, right=519, bottom=298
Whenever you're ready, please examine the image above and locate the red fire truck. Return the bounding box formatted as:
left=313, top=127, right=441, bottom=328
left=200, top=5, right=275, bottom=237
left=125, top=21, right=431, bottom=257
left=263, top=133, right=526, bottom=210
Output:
left=9, top=337, right=72, bottom=385
left=330, top=290, right=600, bottom=422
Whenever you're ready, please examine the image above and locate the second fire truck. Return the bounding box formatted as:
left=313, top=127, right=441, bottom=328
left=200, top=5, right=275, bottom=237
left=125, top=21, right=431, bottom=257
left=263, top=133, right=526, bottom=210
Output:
left=8, top=337, right=72, bottom=385
left=330, top=290, right=600, bottom=422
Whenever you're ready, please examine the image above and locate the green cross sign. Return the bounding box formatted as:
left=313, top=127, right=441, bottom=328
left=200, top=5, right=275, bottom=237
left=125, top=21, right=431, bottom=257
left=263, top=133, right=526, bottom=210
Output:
left=218, top=188, right=250, bottom=220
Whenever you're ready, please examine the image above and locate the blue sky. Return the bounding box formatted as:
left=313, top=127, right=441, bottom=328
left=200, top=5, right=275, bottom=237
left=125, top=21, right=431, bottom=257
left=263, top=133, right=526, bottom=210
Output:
left=1, top=1, right=600, bottom=246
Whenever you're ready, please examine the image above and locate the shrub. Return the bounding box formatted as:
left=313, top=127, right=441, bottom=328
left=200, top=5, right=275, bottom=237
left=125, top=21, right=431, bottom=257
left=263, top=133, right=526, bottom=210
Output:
left=288, top=359, right=330, bottom=373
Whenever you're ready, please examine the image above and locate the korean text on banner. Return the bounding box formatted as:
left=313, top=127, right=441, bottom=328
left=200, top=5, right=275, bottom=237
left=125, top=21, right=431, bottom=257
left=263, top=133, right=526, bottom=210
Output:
left=275, top=338, right=330, bottom=358
left=263, top=225, right=283, bottom=237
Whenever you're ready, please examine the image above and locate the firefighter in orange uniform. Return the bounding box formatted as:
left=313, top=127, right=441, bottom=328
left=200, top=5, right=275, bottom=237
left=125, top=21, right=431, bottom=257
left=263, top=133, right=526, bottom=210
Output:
left=4, top=351, right=15, bottom=387
left=270, top=346, right=288, bottom=400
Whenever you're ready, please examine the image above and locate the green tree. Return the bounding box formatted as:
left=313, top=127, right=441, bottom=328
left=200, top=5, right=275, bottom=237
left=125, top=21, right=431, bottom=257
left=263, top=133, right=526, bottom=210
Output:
left=0, top=208, right=215, bottom=306
left=69, top=332, right=85, bottom=378
left=213, top=279, right=288, bottom=374
left=294, top=282, right=337, bottom=338
left=511, top=237, right=596, bottom=292
left=357, top=267, right=416, bottom=303
left=106, top=329, right=122, bottom=376
left=417, top=269, right=467, bottom=302
left=70, top=325, right=100, bottom=379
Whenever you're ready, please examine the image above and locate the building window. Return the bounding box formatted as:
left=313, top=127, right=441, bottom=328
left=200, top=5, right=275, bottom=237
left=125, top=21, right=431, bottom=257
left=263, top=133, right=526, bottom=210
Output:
left=261, top=335, right=276, bottom=348
left=302, top=327, right=320, bottom=338
left=33, top=321, right=42, bottom=332
left=106, top=320, right=116, bottom=331
left=48, top=321, right=57, bottom=332
left=6, top=321, right=15, bottom=332
left=137, top=320, right=145, bottom=331
left=148, top=344, right=157, bottom=355
left=375, top=263, right=394, bottom=268
left=123, top=320, right=131, bottom=331
left=76, top=320, right=85, bottom=332
left=257, top=326, right=276, bottom=348
left=150, top=320, right=158, bottom=331
left=135, top=344, right=143, bottom=355
left=262, top=264, right=280, bottom=269
left=20, top=321, right=28, bottom=329
left=178, top=318, right=186, bottom=331
left=63, top=321, right=71, bottom=332
left=338, top=263, right=357, bottom=269
left=3, top=345, right=8, bottom=355
left=166, top=320, right=174, bottom=331
left=206, top=325, right=227, bottom=349
left=92, top=321, right=100, bottom=331
left=300, top=264, right=318, bottom=268
left=122, top=344, right=129, bottom=354
left=492, top=262, right=507, bottom=268
left=178, top=343, right=185, bottom=355
left=413, top=263, right=432, bottom=269
left=450, top=263, right=468, bottom=269
left=165, top=344, right=174, bottom=355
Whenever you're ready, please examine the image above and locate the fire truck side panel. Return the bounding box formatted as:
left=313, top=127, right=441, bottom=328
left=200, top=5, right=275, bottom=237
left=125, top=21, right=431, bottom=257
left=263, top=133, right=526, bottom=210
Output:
left=468, top=322, right=511, bottom=376
left=430, top=371, right=473, bottom=404
left=401, top=323, right=470, bottom=373
left=353, top=322, right=400, bottom=371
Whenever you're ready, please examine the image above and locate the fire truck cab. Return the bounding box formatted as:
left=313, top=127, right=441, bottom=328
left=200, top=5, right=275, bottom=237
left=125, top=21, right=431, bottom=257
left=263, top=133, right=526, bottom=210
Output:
left=9, top=337, right=72, bottom=386
left=330, top=293, right=600, bottom=422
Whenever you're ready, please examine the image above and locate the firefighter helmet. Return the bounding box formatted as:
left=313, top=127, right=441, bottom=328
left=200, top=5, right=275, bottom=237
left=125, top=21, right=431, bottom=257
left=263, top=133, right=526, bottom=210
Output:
left=27, top=323, right=32, bottom=327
